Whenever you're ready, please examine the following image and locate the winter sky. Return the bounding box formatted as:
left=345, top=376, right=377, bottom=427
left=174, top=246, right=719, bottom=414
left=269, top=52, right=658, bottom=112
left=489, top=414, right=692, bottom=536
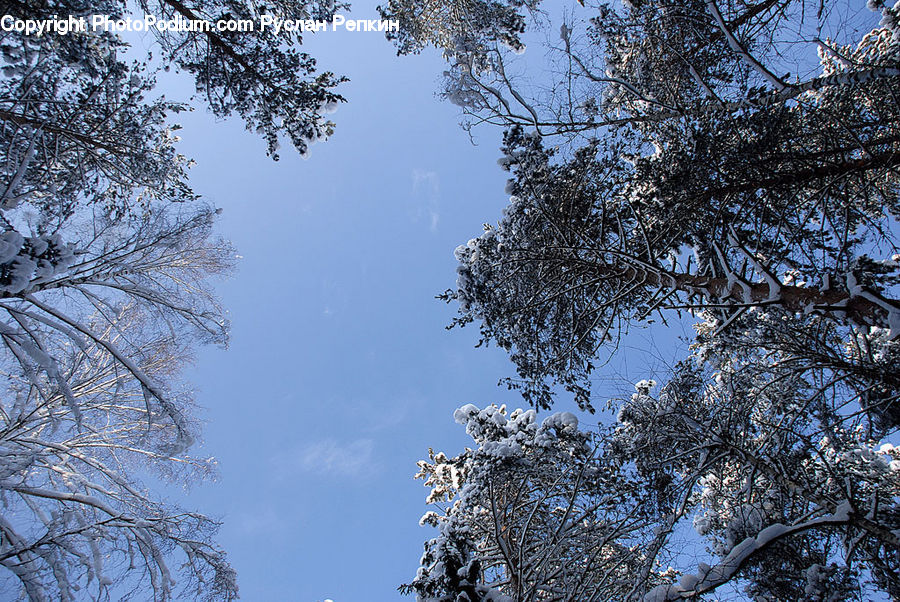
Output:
left=137, top=1, right=688, bottom=599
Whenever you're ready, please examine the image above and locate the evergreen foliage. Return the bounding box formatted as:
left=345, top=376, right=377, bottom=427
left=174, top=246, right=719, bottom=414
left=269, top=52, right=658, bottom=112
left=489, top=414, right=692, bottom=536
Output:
left=396, top=1, right=900, bottom=599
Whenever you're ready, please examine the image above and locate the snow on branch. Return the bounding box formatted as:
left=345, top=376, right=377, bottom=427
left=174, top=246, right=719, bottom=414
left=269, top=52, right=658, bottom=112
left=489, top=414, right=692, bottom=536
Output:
left=644, top=503, right=855, bottom=600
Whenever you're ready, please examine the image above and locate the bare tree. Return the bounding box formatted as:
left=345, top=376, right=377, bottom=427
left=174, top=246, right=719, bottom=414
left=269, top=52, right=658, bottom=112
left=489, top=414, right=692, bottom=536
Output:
left=0, top=203, right=237, bottom=600
left=0, top=0, right=347, bottom=597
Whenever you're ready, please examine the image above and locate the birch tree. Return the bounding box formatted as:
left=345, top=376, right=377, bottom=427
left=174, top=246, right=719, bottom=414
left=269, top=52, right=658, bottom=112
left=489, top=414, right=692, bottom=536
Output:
left=0, top=200, right=237, bottom=599
left=0, top=0, right=344, bottom=597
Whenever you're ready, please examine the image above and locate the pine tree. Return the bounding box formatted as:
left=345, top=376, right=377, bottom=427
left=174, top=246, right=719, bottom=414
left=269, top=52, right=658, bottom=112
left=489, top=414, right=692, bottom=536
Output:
left=397, top=1, right=900, bottom=599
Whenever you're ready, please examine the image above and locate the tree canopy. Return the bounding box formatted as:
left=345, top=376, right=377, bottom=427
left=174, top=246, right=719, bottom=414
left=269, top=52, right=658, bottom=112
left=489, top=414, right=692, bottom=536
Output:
left=434, top=0, right=900, bottom=411
left=0, top=0, right=345, bottom=598
left=394, top=0, right=900, bottom=599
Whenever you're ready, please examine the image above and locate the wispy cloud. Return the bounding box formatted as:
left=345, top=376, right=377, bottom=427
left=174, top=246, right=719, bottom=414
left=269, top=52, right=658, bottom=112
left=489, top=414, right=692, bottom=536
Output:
left=411, top=169, right=440, bottom=232
left=273, top=438, right=375, bottom=478
left=234, top=505, right=281, bottom=536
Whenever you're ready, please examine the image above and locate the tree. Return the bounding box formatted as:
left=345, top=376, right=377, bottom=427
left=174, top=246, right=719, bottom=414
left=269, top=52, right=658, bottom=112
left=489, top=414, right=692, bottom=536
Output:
left=0, top=205, right=237, bottom=601
left=433, top=2, right=900, bottom=411
left=1, top=0, right=344, bottom=597
left=402, top=404, right=663, bottom=602
left=2, top=0, right=345, bottom=164
left=451, top=113, right=900, bottom=412
left=408, top=390, right=900, bottom=600
left=396, top=0, right=900, bottom=599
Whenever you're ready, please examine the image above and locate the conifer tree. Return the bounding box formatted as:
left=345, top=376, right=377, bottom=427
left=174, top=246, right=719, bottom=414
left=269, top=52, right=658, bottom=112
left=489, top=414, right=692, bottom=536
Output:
left=396, top=1, right=900, bottom=599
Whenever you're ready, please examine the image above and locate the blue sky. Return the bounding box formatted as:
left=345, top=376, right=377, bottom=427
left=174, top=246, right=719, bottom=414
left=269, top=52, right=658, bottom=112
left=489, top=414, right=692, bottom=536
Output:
left=2, top=2, right=891, bottom=599
left=126, top=1, right=711, bottom=598
left=130, top=2, right=900, bottom=599
left=141, top=1, right=699, bottom=598
left=151, top=4, right=528, bottom=599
